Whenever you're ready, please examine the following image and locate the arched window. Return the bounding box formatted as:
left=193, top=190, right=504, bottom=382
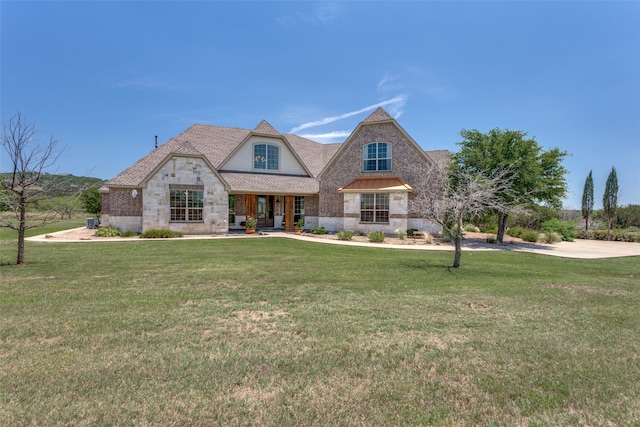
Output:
left=363, top=142, right=391, bottom=171
left=254, top=144, right=279, bottom=170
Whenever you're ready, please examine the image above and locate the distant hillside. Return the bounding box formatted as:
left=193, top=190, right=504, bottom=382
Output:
left=1, top=173, right=105, bottom=197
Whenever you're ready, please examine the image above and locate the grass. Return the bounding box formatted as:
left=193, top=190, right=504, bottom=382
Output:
left=1, top=227, right=639, bottom=425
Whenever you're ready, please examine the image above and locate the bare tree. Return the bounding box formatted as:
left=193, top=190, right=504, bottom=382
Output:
left=1, top=113, right=64, bottom=265
left=409, top=159, right=516, bottom=268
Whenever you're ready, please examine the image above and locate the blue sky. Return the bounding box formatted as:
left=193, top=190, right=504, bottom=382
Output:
left=2, top=1, right=639, bottom=209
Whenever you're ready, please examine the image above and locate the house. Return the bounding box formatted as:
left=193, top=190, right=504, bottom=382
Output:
left=101, top=108, right=447, bottom=235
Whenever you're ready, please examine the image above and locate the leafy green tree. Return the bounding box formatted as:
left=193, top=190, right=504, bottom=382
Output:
left=614, top=204, right=640, bottom=229
left=80, top=187, right=102, bottom=217
left=603, top=166, right=619, bottom=240
left=455, top=128, right=568, bottom=243
left=581, top=170, right=594, bottom=230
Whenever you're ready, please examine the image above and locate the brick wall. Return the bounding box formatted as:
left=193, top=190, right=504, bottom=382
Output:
left=106, top=187, right=143, bottom=216
left=319, top=121, right=433, bottom=219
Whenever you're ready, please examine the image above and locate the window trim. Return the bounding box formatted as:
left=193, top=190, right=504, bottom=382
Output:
left=228, top=195, right=236, bottom=225
left=170, top=189, right=204, bottom=222
left=294, top=196, right=305, bottom=224
left=360, top=193, right=390, bottom=224
left=253, top=143, right=280, bottom=171
left=363, top=142, right=392, bottom=172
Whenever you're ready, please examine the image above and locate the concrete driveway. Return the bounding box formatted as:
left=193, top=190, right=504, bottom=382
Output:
left=28, top=227, right=640, bottom=260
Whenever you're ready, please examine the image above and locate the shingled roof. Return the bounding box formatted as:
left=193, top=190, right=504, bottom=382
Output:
left=361, top=107, right=394, bottom=123
left=105, top=110, right=449, bottom=191
left=105, top=121, right=338, bottom=188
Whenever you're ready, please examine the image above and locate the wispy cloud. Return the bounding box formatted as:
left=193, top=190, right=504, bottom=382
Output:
left=277, top=2, right=342, bottom=28
left=112, top=75, right=181, bottom=91
left=377, top=74, right=402, bottom=92
left=290, top=96, right=407, bottom=133
left=298, top=130, right=352, bottom=143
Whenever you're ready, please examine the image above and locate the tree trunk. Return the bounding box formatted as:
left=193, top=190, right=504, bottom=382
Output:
left=585, top=216, right=589, bottom=231
left=452, top=235, right=462, bottom=268
left=17, top=193, right=26, bottom=265
left=607, top=217, right=612, bottom=241
left=497, top=213, right=509, bottom=244
left=451, top=223, right=463, bottom=268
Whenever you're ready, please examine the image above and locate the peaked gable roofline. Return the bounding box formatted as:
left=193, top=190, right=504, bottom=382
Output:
left=218, top=120, right=315, bottom=177
left=317, top=107, right=434, bottom=178
left=361, top=107, right=395, bottom=123
left=252, top=120, right=281, bottom=136
left=139, top=150, right=230, bottom=191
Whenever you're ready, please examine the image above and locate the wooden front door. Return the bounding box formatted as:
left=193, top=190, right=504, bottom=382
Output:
left=246, top=194, right=257, bottom=224
left=257, top=195, right=274, bottom=228
left=284, top=195, right=294, bottom=231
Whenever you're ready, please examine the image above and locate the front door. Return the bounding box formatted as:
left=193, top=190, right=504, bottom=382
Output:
left=284, top=195, right=294, bottom=231
left=257, top=195, right=274, bottom=228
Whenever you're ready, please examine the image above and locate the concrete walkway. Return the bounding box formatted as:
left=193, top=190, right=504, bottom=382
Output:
left=26, top=227, right=640, bottom=259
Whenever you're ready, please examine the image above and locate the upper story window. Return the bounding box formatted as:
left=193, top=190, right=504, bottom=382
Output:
left=254, top=144, right=279, bottom=170
left=363, top=142, right=391, bottom=171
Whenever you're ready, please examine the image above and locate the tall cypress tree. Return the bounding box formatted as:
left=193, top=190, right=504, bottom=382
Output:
left=603, top=166, right=618, bottom=240
left=581, top=170, right=594, bottom=230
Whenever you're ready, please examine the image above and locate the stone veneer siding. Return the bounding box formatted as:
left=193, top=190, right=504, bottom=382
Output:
left=343, top=191, right=410, bottom=234
left=141, top=156, right=229, bottom=234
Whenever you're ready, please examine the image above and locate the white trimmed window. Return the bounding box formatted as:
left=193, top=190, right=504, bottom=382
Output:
left=363, top=142, right=391, bottom=171
left=228, top=195, right=235, bottom=225
left=254, top=144, right=279, bottom=170
left=360, top=193, right=389, bottom=223
left=294, top=196, right=305, bottom=223
left=170, top=189, right=203, bottom=222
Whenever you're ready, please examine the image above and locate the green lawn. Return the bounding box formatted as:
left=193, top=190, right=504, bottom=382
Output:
left=1, top=231, right=639, bottom=425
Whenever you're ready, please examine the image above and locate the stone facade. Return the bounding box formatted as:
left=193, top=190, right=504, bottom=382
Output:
left=141, top=155, right=228, bottom=234
left=342, top=191, right=410, bottom=234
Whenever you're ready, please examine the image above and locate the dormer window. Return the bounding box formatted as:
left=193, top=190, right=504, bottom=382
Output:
left=254, top=144, right=279, bottom=170
left=363, top=142, right=391, bottom=171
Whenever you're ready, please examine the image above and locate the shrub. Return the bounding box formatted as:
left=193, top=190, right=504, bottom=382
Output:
left=541, top=232, right=562, bottom=244
left=121, top=230, right=137, bottom=237
left=507, top=227, right=524, bottom=238
left=311, top=227, right=327, bottom=235
left=140, top=229, right=183, bottom=238
left=337, top=230, right=354, bottom=241
left=520, top=229, right=539, bottom=243
left=541, top=218, right=577, bottom=242
left=463, top=223, right=480, bottom=233
left=577, top=229, right=639, bottom=242
left=480, top=226, right=498, bottom=234
left=94, top=226, right=121, bottom=237
left=406, top=228, right=418, bottom=237
left=394, top=229, right=406, bottom=240
left=423, top=232, right=434, bottom=244
left=367, top=231, right=386, bottom=243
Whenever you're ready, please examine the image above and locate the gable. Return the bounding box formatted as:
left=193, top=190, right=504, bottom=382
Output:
left=219, top=135, right=309, bottom=176
left=318, top=109, right=433, bottom=181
